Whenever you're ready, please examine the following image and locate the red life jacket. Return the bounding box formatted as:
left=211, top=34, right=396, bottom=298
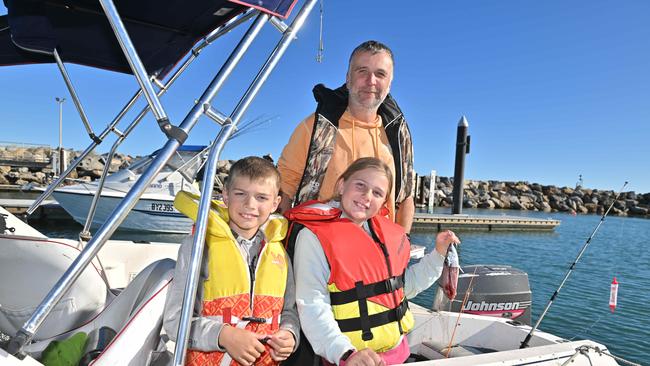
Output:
left=285, top=201, right=414, bottom=352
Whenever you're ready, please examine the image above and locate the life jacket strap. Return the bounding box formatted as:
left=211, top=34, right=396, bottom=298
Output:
left=335, top=300, right=409, bottom=334
left=223, top=307, right=232, bottom=325
left=272, top=310, right=280, bottom=331
left=355, top=281, right=373, bottom=341
left=330, top=274, right=405, bottom=305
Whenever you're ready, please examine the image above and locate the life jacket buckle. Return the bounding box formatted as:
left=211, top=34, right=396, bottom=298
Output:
left=242, top=316, right=267, bottom=323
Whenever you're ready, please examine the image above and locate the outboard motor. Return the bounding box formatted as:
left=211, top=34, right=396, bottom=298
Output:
left=433, top=265, right=532, bottom=325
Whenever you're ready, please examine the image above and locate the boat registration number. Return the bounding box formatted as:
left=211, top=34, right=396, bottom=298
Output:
left=150, top=203, right=175, bottom=212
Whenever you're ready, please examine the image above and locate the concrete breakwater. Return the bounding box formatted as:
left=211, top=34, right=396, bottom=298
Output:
left=418, top=176, right=650, bottom=218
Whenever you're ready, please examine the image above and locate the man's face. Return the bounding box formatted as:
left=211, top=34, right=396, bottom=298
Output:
left=223, top=176, right=280, bottom=240
left=346, top=50, right=394, bottom=112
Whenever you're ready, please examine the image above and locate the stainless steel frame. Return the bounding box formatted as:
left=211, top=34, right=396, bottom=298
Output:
left=7, top=0, right=318, bottom=357
left=98, top=0, right=168, bottom=125
left=172, top=1, right=318, bottom=362
left=52, top=49, right=98, bottom=143
left=26, top=9, right=257, bottom=216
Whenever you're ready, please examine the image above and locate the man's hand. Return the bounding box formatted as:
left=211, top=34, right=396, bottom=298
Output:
left=218, top=326, right=266, bottom=365
left=343, top=349, right=386, bottom=366
left=267, top=329, right=295, bottom=361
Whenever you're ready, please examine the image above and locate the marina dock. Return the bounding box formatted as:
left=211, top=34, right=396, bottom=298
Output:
left=1, top=194, right=561, bottom=231
left=412, top=212, right=560, bottom=231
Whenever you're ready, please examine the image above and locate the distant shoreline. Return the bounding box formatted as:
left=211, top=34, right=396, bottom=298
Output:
left=418, top=176, right=649, bottom=219
left=1, top=145, right=648, bottom=219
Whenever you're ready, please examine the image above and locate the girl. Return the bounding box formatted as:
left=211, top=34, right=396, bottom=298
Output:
left=286, top=157, right=459, bottom=366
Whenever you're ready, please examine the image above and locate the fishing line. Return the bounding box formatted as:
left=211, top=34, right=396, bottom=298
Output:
left=445, top=265, right=478, bottom=358
left=570, top=205, right=629, bottom=340
left=520, top=181, right=628, bottom=348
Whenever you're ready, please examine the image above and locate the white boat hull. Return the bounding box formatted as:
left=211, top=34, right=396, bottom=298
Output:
left=52, top=190, right=193, bottom=234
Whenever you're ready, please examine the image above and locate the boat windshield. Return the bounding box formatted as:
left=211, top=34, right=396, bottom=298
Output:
left=128, top=146, right=208, bottom=181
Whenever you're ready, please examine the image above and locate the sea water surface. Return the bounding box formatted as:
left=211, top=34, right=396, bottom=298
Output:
left=33, top=208, right=649, bottom=364
left=409, top=208, right=649, bottom=365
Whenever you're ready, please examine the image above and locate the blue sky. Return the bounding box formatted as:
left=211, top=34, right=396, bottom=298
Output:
left=1, top=1, right=649, bottom=193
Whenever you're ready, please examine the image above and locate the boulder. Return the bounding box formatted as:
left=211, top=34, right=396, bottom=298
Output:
left=478, top=200, right=495, bottom=209
left=584, top=203, right=599, bottom=213
left=629, top=206, right=648, bottom=216
left=490, top=198, right=505, bottom=209
left=539, top=201, right=552, bottom=212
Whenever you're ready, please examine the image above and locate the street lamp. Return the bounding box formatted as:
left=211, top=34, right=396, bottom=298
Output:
left=55, top=97, right=66, bottom=175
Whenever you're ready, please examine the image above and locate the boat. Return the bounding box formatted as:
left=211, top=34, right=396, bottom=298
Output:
left=52, top=145, right=207, bottom=234
left=0, top=205, right=621, bottom=366
left=0, top=0, right=631, bottom=364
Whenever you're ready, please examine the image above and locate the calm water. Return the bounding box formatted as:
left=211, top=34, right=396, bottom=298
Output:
left=410, top=208, right=650, bottom=365
left=32, top=209, right=649, bottom=364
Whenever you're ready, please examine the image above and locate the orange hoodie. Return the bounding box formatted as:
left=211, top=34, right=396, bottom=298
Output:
left=278, top=110, right=396, bottom=220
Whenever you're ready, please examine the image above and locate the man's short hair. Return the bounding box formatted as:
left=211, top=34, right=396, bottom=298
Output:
left=225, top=156, right=281, bottom=194
left=348, top=40, right=394, bottom=66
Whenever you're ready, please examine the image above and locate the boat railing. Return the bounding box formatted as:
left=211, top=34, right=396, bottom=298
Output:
left=4, top=0, right=318, bottom=361
left=25, top=9, right=257, bottom=216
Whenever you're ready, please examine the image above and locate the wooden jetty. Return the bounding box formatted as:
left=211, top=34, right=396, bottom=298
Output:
left=412, top=212, right=560, bottom=231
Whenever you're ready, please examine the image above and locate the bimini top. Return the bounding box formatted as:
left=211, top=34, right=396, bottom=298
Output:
left=0, top=0, right=298, bottom=77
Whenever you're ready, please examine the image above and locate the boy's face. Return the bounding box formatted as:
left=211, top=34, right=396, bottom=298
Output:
left=223, top=175, right=280, bottom=240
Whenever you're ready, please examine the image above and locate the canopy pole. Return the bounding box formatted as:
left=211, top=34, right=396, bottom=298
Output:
left=172, top=1, right=319, bottom=364
left=6, top=8, right=269, bottom=358
left=99, top=0, right=186, bottom=144
left=26, top=9, right=255, bottom=216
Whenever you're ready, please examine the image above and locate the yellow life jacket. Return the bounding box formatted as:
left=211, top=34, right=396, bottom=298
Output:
left=175, top=191, right=288, bottom=366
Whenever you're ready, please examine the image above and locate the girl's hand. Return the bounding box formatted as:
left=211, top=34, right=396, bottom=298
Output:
left=267, top=329, right=295, bottom=361
left=434, top=230, right=460, bottom=256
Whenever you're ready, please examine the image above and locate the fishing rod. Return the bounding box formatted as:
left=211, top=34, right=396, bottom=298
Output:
left=520, top=181, right=628, bottom=349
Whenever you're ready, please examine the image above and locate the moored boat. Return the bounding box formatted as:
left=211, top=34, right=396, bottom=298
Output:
left=52, top=146, right=207, bottom=234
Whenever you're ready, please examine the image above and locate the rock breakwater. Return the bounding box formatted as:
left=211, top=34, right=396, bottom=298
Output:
left=421, top=176, right=649, bottom=218
left=0, top=145, right=132, bottom=185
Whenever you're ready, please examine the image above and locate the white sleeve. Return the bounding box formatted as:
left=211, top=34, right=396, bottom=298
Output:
left=404, top=248, right=446, bottom=299
left=294, top=228, right=355, bottom=365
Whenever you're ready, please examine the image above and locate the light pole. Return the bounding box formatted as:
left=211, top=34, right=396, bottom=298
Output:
left=55, top=97, right=66, bottom=176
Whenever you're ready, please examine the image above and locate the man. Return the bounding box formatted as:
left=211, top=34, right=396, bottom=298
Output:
left=278, top=40, right=415, bottom=231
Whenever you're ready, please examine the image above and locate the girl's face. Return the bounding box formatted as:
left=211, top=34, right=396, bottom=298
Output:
left=336, top=167, right=389, bottom=226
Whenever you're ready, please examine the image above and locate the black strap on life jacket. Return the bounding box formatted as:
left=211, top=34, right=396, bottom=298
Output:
left=329, top=274, right=405, bottom=306
left=335, top=300, right=410, bottom=334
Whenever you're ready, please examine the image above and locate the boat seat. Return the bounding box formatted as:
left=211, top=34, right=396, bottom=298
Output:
left=24, top=258, right=176, bottom=365
left=418, top=341, right=492, bottom=359
left=0, top=235, right=113, bottom=340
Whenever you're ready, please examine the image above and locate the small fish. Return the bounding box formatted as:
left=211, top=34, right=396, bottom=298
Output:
left=440, top=244, right=460, bottom=300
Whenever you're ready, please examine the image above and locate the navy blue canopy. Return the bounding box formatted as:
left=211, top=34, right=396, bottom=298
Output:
left=0, top=0, right=298, bottom=76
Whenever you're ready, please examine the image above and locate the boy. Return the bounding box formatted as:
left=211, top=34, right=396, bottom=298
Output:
left=164, top=156, right=299, bottom=366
